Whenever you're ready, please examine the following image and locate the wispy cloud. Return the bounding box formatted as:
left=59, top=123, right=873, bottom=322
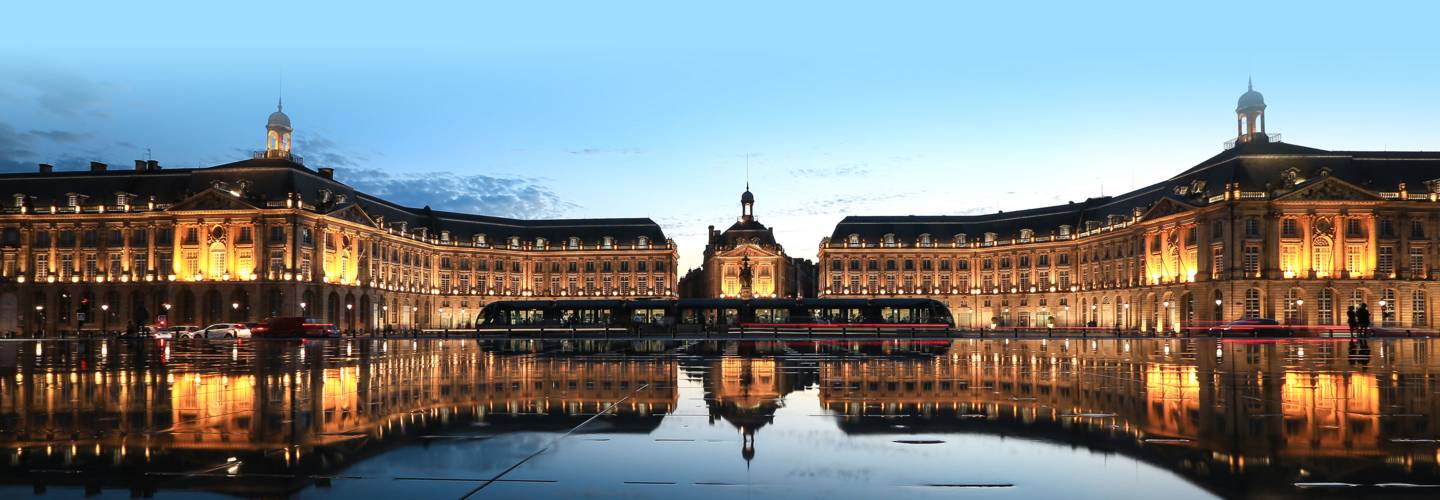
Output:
left=298, top=131, right=369, bottom=168
left=0, top=122, right=37, bottom=171
left=25, top=129, right=93, bottom=143
left=339, top=168, right=577, bottom=219
left=566, top=148, right=644, bottom=156
left=790, top=163, right=870, bottom=178
left=6, top=66, right=111, bottom=118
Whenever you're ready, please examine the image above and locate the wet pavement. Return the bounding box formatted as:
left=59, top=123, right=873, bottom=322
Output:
left=1, top=337, right=1438, bottom=498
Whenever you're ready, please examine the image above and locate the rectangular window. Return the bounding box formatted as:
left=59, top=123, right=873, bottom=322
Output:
left=131, top=252, right=147, bottom=274
left=1412, top=220, right=1426, bottom=240
left=1243, top=246, right=1260, bottom=276
left=1244, top=218, right=1260, bottom=237
left=60, top=254, right=74, bottom=279
left=1280, top=245, right=1298, bottom=276
left=85, top=253, right=99, bottom=277
left=1281, top=219, right=1298, bottom=238
left=108, top=253, right=122, bottom=275
left=35, top=253, right=49, bottom=277
left=1212, top=246, right=1224, bottom=278
left=157, top=254, right=173, bottom=275
left=1410, top=247, right=1426, bottom=279
left=1378, top=246, right=1394, bottom=277
left=1346, top=245, right=1364, bottom=274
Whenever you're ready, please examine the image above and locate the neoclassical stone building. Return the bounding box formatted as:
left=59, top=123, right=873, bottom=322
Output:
left=0, top=102, right=677, bottom=334
left=820, top=83, right=1440, bottom=331
left=679, top=186, right=816, bottom=298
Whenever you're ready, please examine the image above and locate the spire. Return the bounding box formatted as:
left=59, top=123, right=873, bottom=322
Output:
left=277, top=96, right=284, bottom=113
left=1247, top=75, right=1252, bottom=91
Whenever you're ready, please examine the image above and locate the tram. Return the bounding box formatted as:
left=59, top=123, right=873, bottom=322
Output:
left=476, top=298, right=954, bottom=335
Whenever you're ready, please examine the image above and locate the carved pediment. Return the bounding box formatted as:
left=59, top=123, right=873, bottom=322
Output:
left=326, top=203, right=375, bottom=226
left=1137, top=197, right=1197, bottom=222
left=1276, top=177, right=1381, bottom=201
left=166, top=188, right=258, bottom=212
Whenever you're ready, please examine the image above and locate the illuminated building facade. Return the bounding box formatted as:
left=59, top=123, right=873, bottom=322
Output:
left=819, top=83, right=1440, bottom=331
left=680, top=186, right=816, bottom=298
left=0, top=103, right=678, bottom=334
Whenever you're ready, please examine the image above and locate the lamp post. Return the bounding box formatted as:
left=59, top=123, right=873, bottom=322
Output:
left=1378, top=299, right=1389, bottom=327
left=346, top=303, right=354, bottom=333
left=1294, top=298, right=1305, bottom=325
left=100, top=304, right=110, bottom=335
left=35, top=304, right=45, bottom=336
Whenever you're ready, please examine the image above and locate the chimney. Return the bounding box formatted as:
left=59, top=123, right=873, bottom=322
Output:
left=318, top=167, right=334, bottom=179
left=38, top=163, right=53, bottom=174
left=90, top=161, right=107, bottom=172
left=135, top=160, right=146, bottom=172
left=146, top=160, right=159, bottom=171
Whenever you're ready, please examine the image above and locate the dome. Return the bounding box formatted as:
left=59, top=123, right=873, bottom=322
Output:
left=1236, top=80, right=1265, bottom=111
left=741, top=189, right=754, bottom=204
left=267, top=100, right=292, bottom=131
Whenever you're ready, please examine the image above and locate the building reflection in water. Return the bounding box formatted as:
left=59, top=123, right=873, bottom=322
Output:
left=0, top=338, right=1437, bottom=497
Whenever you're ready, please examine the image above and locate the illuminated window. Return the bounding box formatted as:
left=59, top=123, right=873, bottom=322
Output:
left=1412, top=289, right=1427, bottom=326
left=1243, top=288, right=1261, bottom=319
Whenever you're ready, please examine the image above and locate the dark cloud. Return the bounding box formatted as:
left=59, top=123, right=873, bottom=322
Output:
left=0, top=122, right=38, bottom=171
left=297, top=131, right=367, bottom=168
left=25, top=129, right=93, bottom=143
left=338, top=168, right=576, bottom=219
left=566, top=148, right=643, bottom=156
left=10, top=68, right=110, bottom=118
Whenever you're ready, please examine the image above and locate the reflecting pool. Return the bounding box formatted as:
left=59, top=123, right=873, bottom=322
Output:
left=1, top=338, right=1437, bottom=498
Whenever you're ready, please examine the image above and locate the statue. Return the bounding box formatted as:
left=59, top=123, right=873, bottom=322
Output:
left=739, top=255, right=754, bottom=299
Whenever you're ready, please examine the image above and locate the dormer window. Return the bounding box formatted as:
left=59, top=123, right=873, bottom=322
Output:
left=602, top=236, right=614, bottom=249
left=1019, top=229, right=1034, bottom=242
left=637, top=236, right=649, bottom=248
left=508, top=236, right=521, bottom=249
left=882, top=233, right=896, bottom=248
left=67, top=193, right=80, bottom=207
left=1085, top=221, right=1100, bottom=232
left=13, top=194, right=25, bottom=209
left=440, top=230, right=451, bottom=242
left=536, top=237, right=547, bottom=249
left=115, top=192, right=131, bottom=207
left=954, top=233, right=967, bottom=245
left=1059, top=225, right=1072, bottom=237
left=918, top=233, right=932, bottom=247
left=847, top=234, right=861, bottom=247
left=568, top=236, right=581, bottom=249
left=474, top=233, right=487, bottom=246
left=983, top=232, right=997, bottom=244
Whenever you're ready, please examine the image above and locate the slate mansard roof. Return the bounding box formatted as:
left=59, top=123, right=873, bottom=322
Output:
left=829, top=137, right=1440, bottom=244
left=0, top=158, right=669, bottom=245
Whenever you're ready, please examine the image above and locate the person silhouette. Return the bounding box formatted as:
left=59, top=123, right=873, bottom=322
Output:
left=1346, top=306, right=1357, bottom=335
left=1357, top=303, right=1372, bottom=336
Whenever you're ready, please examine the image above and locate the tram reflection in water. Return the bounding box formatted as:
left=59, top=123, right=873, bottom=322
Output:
left=477, top=298, right=954, bottom=335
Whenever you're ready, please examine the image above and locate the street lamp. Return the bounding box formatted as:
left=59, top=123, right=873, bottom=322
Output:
left=100, top=304, right=110, bottom=334
left=1162, top=300, right=1171, bottom=334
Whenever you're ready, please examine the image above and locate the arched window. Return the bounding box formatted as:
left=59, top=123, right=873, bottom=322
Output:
left=209, top=243, right=227, bottom=278
left=637, top=236, right=649, bottom=249
left=1243, top=288, right=1261, bottom=319
left=536, top=237, right=547, bottom=249
left=847, top=234, right=861, bottom=247
left=1312, top=236, right=1333, bottom=277
left=1283, top=288, right=1302, bottom=324
left=883, top=233, right=896, bottom=248
left=1412, top=289, right=1427, bottom=326
left=1318, top=288, right=1335, bottom=325
left=1382, top=289, right=1397, bottom=327
left=508, top=236, right=520, bottom=249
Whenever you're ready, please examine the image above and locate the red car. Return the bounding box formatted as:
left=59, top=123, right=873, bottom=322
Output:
left=261, top=317, right=341, bottom=338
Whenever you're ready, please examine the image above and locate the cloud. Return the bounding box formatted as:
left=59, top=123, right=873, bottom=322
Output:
left=338, top=168, right=577, bottom=219
left=8, top=67, right=111, bottom=118
left=0, top=122, right=38, bottom=171
left=297, top=131, right=368, bottom=168
left=790, top=163, right=870, bottom=178
left=566, top=148, right=643, bottom=156
left=25, top=129, right=93, bottom=143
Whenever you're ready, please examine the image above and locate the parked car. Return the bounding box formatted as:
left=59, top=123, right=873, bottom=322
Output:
left=163, top=325, right=202, bottom=339
left=262, top=317, right=340, bottom=338
left=199, top=323, right=252, bottom=339
left=1210, top=318, right=1290, bottom=337
left=245, top=322, right=270, bottom=337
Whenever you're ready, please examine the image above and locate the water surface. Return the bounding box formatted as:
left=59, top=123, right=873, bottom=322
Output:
left=1, top=337, right=1437, bottom=498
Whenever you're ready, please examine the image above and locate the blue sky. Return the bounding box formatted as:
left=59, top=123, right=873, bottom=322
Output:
left=3, top=1, right=1438, bottom=270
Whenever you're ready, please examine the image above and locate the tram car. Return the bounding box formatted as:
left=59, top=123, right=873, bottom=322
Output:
left=476, top=298, right=954, bottom=335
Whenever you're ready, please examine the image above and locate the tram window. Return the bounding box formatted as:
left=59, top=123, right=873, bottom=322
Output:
left=753, top=308, right=790, bottom=323
left=504, top=309, right=544, bottom=325
left=632, top=308, right=667, bottom=324
left=561, top=308, right=614, bottom=325
left=680, top=309, right=702, bottom=324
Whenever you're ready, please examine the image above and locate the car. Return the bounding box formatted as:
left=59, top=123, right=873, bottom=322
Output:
left=199, top=323, right=252, bottom=339
left=162, top=325, right=202, bottom=339
left=119, top=325, right=161, bottom=339
left=245, top=322, right=270, bottom=336
left=1211, top=318, right=1290, bottom=337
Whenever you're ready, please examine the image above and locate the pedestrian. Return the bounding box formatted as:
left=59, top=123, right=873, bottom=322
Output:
left=1357, top=303, right=1371, bottom=336
left=1346, top=306, right=1357, bottom=335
